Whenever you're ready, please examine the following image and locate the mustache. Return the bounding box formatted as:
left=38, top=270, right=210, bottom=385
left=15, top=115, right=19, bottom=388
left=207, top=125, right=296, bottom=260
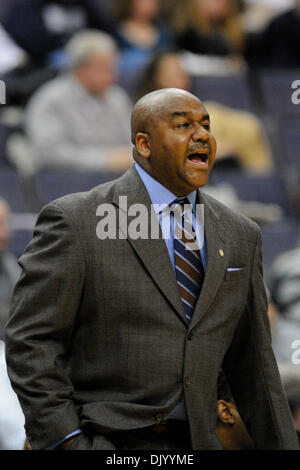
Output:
left=187, top=143, right=211, bottom=154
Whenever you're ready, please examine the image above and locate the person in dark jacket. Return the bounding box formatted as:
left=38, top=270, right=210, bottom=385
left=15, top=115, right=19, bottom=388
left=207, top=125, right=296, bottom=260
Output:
left=2, top=0, right=117, bottom=66
left=245, top=0, right=300, bottom=68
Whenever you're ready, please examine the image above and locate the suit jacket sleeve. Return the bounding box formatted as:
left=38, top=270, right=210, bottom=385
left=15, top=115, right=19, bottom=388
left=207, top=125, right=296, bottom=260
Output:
left=5, top=203, right=86, bottom=449
left=222, top=228, right=299, bottom=450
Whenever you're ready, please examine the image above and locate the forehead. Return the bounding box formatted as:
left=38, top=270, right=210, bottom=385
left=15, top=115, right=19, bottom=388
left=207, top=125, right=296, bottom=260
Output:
left=156, top=95, right=208, bottom=122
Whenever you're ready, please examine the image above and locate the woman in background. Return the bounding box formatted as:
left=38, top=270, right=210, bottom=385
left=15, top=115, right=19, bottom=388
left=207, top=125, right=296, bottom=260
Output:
left=114, top=0, right=173, bottom=73
left=169, top=0, right=245, bottom=57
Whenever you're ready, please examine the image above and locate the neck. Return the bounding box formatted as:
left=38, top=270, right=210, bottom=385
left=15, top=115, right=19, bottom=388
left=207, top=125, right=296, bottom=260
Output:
left=135, top=161, right=195, bottom=197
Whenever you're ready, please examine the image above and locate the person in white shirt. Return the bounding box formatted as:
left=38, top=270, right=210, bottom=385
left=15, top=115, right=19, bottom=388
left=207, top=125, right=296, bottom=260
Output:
left=0, top=337, right=26, bottom=450
left=0, top=198, right=24, bottom=450
left=25, top=30, right=133, bottom=173
left=0, top=199, right=20, bottom=334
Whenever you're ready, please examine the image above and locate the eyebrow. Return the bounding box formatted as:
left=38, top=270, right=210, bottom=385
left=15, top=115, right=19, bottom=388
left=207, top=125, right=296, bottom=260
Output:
left=170, top=111, right=210, bottom=121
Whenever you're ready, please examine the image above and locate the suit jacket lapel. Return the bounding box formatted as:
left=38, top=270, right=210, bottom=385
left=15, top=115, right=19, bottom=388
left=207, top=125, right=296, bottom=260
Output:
left=112, top=166, right=188, bottom=325
left=188, top=190, right=229, bottom=331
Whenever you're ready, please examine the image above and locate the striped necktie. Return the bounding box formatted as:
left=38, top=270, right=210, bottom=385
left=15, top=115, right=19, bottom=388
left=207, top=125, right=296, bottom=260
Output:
left=172, top=197, right=205, bottom=320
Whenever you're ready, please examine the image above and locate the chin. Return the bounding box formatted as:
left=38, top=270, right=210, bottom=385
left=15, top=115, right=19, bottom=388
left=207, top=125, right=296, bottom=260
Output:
left=190, top=173, right=210, bottom=188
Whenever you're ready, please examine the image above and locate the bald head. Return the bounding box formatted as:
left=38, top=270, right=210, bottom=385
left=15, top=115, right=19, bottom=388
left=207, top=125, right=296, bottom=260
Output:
left=130, top=87, right=216, bottom=195
left=131, top=88, right=202, bottom=145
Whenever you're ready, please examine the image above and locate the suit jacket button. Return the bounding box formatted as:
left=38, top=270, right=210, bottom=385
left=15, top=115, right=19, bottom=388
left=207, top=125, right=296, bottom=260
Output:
left=188, top=333, right=193, bottom=341
left=185, top=377, right=191, bottom=386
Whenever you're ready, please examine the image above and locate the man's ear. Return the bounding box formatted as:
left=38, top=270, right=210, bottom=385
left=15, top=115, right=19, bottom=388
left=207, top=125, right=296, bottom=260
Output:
left=217, top=400, right=236, bottom=425
left=135, top=132, right=151, bottom=159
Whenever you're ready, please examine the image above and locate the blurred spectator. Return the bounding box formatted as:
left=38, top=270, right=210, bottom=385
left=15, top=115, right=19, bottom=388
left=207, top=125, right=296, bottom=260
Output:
left=134, top=50, right=191, bottom=99
left=245, top=0, right=294, bottom=11
left=268, top=247, right=300, bottom=364
left=0, top=199, right=20, bottom=335
left=280, top=368, right=300, bottom=439
left=2, top=0, right=117, bottom=68
left=205, top=102, right=273, bottom=173
left=114, top=0, right=173, bottom=73
left=135, top=51, right=273, bottom=174
left=216, top=370, right=254, bottom=450
left=169, top=0, right=245, bottom=58
left=245, top=0, right=300, bottom=68
left=25, top=30, right=133, bottom=173
left=0, top=336, right=26, bottom=449
left=0, top=23, right=56, bottom=107
left=0, top=24, right=27, bottom=76
left=0, top=0, right=118, bottom=106
left=242, top=0, right=295, bottom=32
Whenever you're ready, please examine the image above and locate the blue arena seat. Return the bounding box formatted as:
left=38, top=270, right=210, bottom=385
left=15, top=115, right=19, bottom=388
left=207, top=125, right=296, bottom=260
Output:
left=192, top=74, right=254, bottom=111
left=212, top=171, right=291, bottom=216
left=261, top=219, right=300, bottom=271
left=35, top=170, right=120, bottom=208
left=9, top=228, right=33, bottom=257
left=281, top=121, right=300, bottom=169
left=117, top=58, right=148, bottom=99
left=0, top=167, right=28, bottom=212
left=0, top=122, right=10, bottom=167
left=259, top=70, right=300, bottom=118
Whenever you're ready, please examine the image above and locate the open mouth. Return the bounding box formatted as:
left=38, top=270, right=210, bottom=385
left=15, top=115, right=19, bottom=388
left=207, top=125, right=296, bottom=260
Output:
left=187, top=152, right=209, bottom=168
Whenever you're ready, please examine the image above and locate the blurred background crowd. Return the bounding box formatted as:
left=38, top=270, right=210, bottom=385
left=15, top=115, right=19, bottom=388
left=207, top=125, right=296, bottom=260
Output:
left=0, top=0, right=299, bottom=449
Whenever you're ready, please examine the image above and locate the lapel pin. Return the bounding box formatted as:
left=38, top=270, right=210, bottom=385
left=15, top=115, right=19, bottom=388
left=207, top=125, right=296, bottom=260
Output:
left=219, top=249, right=224, bottom=257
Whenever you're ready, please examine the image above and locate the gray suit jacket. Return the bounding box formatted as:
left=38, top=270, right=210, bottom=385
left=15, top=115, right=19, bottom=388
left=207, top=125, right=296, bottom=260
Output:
left=5, top=166, right=299, bottom=450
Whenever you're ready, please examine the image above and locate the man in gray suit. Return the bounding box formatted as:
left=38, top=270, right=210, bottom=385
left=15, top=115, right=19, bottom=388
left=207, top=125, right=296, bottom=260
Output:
left=5, top=88, right=299, bottom=450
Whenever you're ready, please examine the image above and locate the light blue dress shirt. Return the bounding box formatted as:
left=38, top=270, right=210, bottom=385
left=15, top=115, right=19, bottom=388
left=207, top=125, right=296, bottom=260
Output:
left=135, top=163, right=207, bottom=421
left=135, top=163, right=207, bottom=271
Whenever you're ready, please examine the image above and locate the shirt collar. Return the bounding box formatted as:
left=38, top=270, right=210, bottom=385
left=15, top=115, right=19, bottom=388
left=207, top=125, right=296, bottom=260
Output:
left=135, top=163, right=197, bottom=214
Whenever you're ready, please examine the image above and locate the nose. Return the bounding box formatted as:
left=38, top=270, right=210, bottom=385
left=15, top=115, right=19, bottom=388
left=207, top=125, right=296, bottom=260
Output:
left=192, top=124, right=209, bottom=143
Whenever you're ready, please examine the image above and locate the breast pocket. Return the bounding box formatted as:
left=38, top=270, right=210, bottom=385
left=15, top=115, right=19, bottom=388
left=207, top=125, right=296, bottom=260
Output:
left=224, top=267, right=246, bottom=281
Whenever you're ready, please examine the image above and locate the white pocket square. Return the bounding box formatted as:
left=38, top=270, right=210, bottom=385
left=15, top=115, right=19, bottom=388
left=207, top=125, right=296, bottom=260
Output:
left=226, top=267, right=244, bottom=272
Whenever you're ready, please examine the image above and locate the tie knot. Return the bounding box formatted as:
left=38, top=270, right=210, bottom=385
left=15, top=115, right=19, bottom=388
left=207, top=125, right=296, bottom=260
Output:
left=171, top=197, right=190, bottom=207
left=170, top=198, right=192, bottom=219
left=174, top=197, right=189, bottom=206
